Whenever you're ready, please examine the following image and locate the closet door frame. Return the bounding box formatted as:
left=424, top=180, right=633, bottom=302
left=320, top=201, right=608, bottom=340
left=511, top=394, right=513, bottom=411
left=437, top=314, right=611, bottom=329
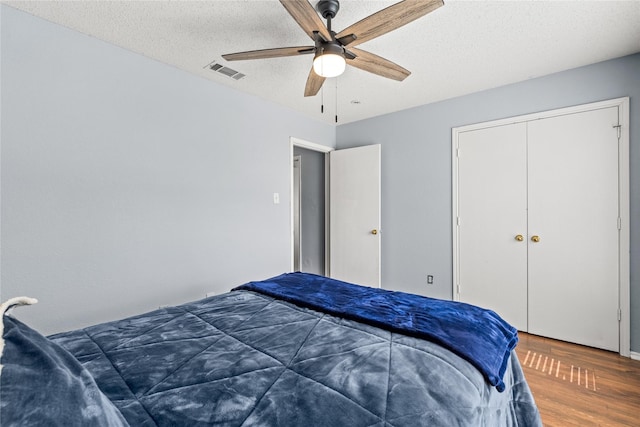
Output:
left=451, top=97, right=630, bottom=357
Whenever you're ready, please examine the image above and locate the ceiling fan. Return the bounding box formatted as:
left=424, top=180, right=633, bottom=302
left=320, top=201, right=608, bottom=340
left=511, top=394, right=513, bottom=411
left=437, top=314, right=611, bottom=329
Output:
left=222, top=0, right=444, bottom=97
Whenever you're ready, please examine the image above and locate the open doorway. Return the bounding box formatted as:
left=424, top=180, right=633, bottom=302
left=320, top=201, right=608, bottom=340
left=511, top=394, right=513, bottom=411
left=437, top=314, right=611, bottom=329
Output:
left=290, top=137, right=333, bottom=275
left=290, top=138, right=381, bottom=287
left=293, top=146, right=326, bottom=275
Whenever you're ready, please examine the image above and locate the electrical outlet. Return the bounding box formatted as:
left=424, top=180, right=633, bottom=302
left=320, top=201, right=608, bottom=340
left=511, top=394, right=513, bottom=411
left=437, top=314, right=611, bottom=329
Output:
left=427, top=275, right=434, bottom=285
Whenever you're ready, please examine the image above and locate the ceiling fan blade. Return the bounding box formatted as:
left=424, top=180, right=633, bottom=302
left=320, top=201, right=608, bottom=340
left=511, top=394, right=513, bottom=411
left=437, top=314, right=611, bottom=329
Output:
left=336, top=0, right=444, bottom=47
left=346, top=47, right=410, bottom=81
left=280, top=0, right=332, bottom=42
left=222, top=46, right=315, bottom=61
left=304, top=68, right=326, bottom=97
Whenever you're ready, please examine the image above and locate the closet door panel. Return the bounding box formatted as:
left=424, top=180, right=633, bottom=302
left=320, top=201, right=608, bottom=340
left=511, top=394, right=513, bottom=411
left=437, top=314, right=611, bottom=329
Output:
left=527, top=107, right=619, bottom=351
left=457, top=123, right=528, bottom=331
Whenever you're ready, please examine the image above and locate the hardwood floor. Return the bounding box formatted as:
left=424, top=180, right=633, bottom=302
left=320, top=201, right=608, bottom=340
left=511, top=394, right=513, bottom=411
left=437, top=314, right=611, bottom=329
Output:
left=515, top=333, right=640, bottom=426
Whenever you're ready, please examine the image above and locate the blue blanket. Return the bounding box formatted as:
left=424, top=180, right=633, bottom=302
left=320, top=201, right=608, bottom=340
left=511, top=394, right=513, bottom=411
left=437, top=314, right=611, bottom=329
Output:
left=234, top=272, right=518, bottom=391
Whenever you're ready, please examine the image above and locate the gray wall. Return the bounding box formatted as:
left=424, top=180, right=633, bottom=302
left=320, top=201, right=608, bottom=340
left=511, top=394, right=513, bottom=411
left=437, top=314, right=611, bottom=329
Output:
left=336, top=53, right=640, bottom=352
left=2, top=5, right=638, bottom=353
left=0, top=6, right=334, bottom=334
left=293, top=146, right=325, bottom=275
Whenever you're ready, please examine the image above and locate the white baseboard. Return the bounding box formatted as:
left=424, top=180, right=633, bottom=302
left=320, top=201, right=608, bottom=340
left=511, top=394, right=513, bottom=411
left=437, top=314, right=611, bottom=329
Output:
left=631, top=351, right=640, bottom=361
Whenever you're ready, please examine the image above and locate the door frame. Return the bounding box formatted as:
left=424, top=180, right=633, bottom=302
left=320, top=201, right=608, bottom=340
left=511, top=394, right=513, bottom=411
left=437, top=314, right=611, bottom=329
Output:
left=293, top=155, right=302, bottom=272
left=451, top=97, right=630, bottom=357
left=289, top=137, right=334, bottom=275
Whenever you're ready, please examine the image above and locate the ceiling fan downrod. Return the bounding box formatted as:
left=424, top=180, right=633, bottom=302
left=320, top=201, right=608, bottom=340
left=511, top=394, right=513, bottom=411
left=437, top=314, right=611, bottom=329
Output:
left=317, top=0, right=340, bottom=34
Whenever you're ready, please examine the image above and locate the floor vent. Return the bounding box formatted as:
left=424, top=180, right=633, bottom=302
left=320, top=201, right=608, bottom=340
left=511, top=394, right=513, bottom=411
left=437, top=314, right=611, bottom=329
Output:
left=205, top=60, right=245, bottom=80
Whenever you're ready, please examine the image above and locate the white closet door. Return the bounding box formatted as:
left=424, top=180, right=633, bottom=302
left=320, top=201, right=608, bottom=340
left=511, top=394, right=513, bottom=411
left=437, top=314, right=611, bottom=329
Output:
left=457, top=123, right=528, bottom=330
left=527, top=107, right=620, bottom=351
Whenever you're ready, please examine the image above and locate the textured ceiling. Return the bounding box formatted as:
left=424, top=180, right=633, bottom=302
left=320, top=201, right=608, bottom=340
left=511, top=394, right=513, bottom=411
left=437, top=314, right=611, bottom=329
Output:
left=4, top=0, right=640, bottom=125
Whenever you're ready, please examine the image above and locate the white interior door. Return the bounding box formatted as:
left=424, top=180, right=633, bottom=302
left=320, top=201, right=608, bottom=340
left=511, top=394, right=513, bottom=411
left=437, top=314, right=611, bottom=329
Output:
left=527, top=107, right=620, bottom=351
left=456, top=124, right=529, bottom=330
left=329, top=145, right=381, bottom=287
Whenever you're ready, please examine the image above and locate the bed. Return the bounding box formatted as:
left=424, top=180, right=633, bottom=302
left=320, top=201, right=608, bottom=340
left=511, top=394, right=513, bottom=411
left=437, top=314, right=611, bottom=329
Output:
left=1, top=272, right=541, bottom=426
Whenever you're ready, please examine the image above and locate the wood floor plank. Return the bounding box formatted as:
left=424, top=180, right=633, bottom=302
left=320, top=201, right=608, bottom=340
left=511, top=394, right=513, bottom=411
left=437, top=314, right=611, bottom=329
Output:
left=515, top=333, right=640, bottom=426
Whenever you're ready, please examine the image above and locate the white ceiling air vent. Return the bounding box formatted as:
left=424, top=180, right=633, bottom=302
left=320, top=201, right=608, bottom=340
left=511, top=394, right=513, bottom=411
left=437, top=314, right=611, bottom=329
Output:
left=206, top=61, right=245, bottom=80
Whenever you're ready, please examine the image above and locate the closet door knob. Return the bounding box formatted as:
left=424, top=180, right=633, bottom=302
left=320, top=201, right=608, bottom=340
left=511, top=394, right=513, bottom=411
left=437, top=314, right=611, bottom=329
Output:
left=515, top=235, right=524, bottom=241
left=371, top=229, right=378, bottom=235
left=531, top=235, right=540, bottom=243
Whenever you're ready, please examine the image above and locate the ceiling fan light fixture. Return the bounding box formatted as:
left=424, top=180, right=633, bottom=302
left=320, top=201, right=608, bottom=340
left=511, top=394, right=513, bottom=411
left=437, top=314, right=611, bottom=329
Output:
left=313, top=43, right=346, bottom=78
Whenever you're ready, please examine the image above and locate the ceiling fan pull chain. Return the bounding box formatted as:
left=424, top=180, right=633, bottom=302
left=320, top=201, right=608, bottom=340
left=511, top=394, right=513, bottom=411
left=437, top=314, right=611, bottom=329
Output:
left=321, top=86, right=324, bottom=114
left=335, top=78, right=338, bottom=123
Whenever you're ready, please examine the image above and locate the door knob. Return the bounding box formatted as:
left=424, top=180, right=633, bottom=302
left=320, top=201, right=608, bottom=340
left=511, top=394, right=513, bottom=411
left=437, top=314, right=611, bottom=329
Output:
left=515, top=235, right=524, bottom=241
left=531, top=235, right=540, bottom=243
left=371, top=229, right=378, bottom=235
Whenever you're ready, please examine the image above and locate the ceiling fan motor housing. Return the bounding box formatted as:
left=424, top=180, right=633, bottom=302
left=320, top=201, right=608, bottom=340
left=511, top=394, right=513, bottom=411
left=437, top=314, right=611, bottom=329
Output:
left=315, top=41, right=343, bottom=58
